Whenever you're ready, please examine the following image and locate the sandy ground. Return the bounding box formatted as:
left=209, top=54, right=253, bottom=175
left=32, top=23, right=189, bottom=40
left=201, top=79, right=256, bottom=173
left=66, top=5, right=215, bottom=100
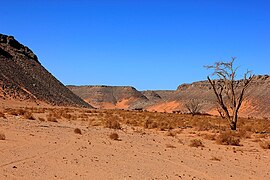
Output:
left=0, top=113, right=270, bottom=180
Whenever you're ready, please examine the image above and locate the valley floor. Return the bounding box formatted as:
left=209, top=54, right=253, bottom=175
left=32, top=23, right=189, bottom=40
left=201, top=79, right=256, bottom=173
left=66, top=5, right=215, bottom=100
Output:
left=0, top=109, right=270, bottom=180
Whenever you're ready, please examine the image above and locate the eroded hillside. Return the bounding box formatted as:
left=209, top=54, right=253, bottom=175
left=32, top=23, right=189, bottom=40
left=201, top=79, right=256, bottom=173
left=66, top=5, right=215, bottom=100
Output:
left=0, top=34, right=91, bottom=108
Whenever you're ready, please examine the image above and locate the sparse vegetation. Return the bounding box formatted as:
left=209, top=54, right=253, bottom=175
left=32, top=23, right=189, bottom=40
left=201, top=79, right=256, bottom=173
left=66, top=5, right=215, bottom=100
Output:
left=216, top=131, right=241, bottom=146
left=184, top=99, right=202, bottom=116
left=23, top=112, right=35, bottom=120
left=104, top=118, right=121, bottom=129
left=38, top=117, right=45, bottom=121
left=109, top=132, right=119, bottom=140
left=189, top=139, right=204, bottom=148
left=74, top=128, right=82, bottom=135
left=0, top=133, right=5, bottom=140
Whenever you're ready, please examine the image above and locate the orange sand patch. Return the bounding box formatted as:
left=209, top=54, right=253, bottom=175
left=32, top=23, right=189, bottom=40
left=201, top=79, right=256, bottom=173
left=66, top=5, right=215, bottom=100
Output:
left=115, top=98, right=135, bottom=109
left=0, top=98, right=48, bottom=110
left=207, top=100, right=259, bottom=118
left=146, top=101, right=182, bottom=113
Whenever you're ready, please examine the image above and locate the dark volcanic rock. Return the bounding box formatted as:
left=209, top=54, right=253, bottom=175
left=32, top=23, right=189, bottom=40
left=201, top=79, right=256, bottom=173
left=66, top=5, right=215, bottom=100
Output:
left=0, top=34, right=91, bottom=108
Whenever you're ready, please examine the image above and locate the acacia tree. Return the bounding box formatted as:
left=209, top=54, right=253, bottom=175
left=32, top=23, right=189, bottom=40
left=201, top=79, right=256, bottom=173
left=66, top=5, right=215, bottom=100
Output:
left=206, top=58, right=254, bottom=130
left=184, top=99, right=201, bottom=116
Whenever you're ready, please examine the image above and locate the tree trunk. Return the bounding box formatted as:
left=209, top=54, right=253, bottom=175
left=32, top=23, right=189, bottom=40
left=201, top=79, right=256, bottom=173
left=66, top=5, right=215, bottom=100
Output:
left=230, top=114, right=238, bottom=130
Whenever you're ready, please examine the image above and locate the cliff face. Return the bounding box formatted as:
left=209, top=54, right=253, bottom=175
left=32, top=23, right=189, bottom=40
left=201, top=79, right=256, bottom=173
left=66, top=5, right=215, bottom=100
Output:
left=67, top=85, right=148, bottom=109
left=0, top=34, right=91, bottom=108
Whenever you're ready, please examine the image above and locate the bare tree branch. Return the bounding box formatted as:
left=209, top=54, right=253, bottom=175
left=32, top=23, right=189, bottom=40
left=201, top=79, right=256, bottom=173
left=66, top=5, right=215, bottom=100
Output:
left=206, top=58, right=254, bottom=130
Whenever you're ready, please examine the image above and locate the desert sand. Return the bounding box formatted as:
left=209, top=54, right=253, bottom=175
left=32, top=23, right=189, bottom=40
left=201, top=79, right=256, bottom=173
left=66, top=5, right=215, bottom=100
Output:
left=1, top=107, right=269, bottom=180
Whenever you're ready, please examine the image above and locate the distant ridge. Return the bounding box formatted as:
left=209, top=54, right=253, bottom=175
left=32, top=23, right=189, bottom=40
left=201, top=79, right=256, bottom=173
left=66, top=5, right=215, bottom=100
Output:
left=69, top=75, right=270, bottom=118
left=0, top=34, right=91, bottom=108
left=67, top=85, right=148, bottom=109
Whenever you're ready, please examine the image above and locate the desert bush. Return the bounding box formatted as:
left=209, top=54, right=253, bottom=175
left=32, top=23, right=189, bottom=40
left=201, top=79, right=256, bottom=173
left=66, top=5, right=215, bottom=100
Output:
left=23, top=112, right=35, bottom=120
left=74, top=128, right=82, bottom=135
left=189, top=139, right=204, bottom=148
left=158, top=121, right=173, bottom=131
left=144, top=119, right=158, bottom=129
left=0, top=133, right=5, bottom=140
left=191, top=119, right=218, bottom=131
left=259, top=141, right=270, bottom=149
left=104, top=119, right=121, bottom=129
left=216, top=131, right=241, bottom=146
left=16, top=109, right=27, bottom=116
left=109, top=132, right=119, bottom=140
left=38, top=117, right=45, bottom=121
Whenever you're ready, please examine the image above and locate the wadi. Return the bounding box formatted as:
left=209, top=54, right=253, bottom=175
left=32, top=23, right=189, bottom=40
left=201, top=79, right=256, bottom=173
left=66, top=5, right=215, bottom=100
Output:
left=0, top=34, right=269, bottom=180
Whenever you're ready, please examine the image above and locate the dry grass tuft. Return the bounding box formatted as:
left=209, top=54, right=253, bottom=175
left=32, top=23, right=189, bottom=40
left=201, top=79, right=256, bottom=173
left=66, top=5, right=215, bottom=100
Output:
left=104, top=119, right=121, bottom=129
left=74, top=128, right=82, bottom=135
left=109, top=132, right=119, bottom=140
left=0, top=133, right=6, bottom=140
left=216, top=131, right=241, bottom=146
left=259, top=140, right=270, bottom=149
left=189, top=139, right=204, bottom=148
left=144, top=119, right=158, bottom=129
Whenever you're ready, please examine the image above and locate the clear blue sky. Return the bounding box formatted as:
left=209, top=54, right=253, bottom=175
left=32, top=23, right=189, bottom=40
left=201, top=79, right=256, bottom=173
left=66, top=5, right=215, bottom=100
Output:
left=1, top=0, right=270, bottom=90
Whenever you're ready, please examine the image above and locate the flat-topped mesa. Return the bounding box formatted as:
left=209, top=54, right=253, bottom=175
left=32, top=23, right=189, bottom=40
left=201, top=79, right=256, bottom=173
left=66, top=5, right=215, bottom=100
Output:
left=67, top=85, right=148, bottom=109
left=0, top=34, right=39, bottom=64
left=177, top=75, right=270, bottom=91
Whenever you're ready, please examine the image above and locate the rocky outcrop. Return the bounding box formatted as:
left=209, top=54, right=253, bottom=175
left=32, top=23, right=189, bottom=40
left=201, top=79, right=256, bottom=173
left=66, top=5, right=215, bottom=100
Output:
left=0, top=34, right=91, bottom=108
left=67, top=85, right=148, bottom=109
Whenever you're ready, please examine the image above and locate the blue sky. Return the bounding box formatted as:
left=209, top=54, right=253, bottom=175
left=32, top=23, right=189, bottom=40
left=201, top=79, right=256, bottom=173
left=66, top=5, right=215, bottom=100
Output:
left=1, top=0, right=270, bottom=90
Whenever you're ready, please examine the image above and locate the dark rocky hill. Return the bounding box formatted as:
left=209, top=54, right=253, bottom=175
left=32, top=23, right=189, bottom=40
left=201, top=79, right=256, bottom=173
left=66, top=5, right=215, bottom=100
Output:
left=0, top=34, right=91, bottom=108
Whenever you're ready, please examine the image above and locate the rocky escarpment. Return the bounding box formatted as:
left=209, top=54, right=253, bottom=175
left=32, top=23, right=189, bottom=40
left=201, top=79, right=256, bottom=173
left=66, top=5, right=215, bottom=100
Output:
left=158, top=75, right=270, bottom=118
left=67, top=85, right=148, bottom=109
left=0, top=34, right=91, bottom=108
left=68, top=75, right=270, bottom=118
